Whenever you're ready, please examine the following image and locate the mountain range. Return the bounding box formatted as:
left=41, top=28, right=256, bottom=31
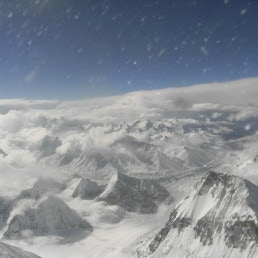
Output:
left=0, top=78, right=258, bottom=257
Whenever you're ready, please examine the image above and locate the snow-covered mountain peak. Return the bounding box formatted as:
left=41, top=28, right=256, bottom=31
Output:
left=4, top=195, right=93, bottom=240
left=19, top=177, right=64, bottom=200
left=99, top=171, right=170, bottom=213
left=197, top=171, right=235, bottom=195
left=72, top=178, right=104, bottom=199
left=139, top=171, right=258, bottom=258
left=196, top=171, right=258, bottom=217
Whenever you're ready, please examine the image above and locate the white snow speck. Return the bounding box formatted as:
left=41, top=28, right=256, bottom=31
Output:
left=240, top=9, right=247, bottom=15
left=200, top=46, right=208, bottom=55
left=245, top=124, right=251, bottom=131
left=158, top=49, right=166, bottom=57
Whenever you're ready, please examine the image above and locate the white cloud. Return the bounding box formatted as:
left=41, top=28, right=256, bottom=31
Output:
left=56, top=125, right=126, bottom=157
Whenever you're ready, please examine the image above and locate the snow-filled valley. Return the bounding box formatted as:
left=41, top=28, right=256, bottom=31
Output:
left=0, top=78, right=258, bottom=257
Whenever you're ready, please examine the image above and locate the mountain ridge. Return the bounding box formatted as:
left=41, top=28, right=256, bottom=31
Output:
left=138, top=171, right=258, bottom=258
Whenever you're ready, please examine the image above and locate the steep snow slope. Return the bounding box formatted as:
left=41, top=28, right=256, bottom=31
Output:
left=0, top=241, right=41, bottom=258
left=138, top=171, right=258, bottom=258
left=4, top=196, right=92, bottom=240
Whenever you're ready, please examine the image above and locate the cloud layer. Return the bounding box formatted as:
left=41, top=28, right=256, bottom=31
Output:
left=0, top=77, right=257, bottom=197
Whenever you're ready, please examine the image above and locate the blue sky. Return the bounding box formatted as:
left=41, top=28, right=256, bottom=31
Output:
left=0, top=0, right=257, bottom=99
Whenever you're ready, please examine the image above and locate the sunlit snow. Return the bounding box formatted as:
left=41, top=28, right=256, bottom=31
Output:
left=0, top=78, right=258, bottom=257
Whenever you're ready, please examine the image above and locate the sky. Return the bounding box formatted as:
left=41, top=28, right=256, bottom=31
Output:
left=0, top=0, right=257, bottom=100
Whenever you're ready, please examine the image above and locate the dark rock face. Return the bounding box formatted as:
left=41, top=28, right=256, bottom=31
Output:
left=149, top=227, right=170, bottom=254
left=148, top=209, right=178, bottom=253
left=225, top=220, right=258, bottom=249
left=72, top=178, right=104, bottom=199
left=0, top=197, right=12, bottom=230
left=99, top=172, right=170, bottom=213
left=148, top=208, right=192, bottom=254
left=4, top=196, right=92, bottom=239
left=197, top=171, right=233, bottom=196
left=0, top=149, right=7, bottom=157
left=194, top=213, right=223, bottom=246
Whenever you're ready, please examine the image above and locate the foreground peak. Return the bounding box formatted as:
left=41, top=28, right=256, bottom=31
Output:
left=138, top=171, right=258, bottom=258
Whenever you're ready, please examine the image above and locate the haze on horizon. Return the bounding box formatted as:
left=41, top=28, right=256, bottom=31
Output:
left=0, top=0, right=257, bottom=100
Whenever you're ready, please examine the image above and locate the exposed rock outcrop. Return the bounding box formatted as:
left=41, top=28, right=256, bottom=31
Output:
left=99, top=172, right=170, bottom=213
left=72, top=178, right=104, bottom=199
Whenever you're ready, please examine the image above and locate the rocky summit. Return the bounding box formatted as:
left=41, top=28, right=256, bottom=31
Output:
left=138, top=171, right=258, bottom=258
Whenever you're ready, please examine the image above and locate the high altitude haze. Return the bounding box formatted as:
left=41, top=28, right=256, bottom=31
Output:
left=0, top=0, right=257, bottom=99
